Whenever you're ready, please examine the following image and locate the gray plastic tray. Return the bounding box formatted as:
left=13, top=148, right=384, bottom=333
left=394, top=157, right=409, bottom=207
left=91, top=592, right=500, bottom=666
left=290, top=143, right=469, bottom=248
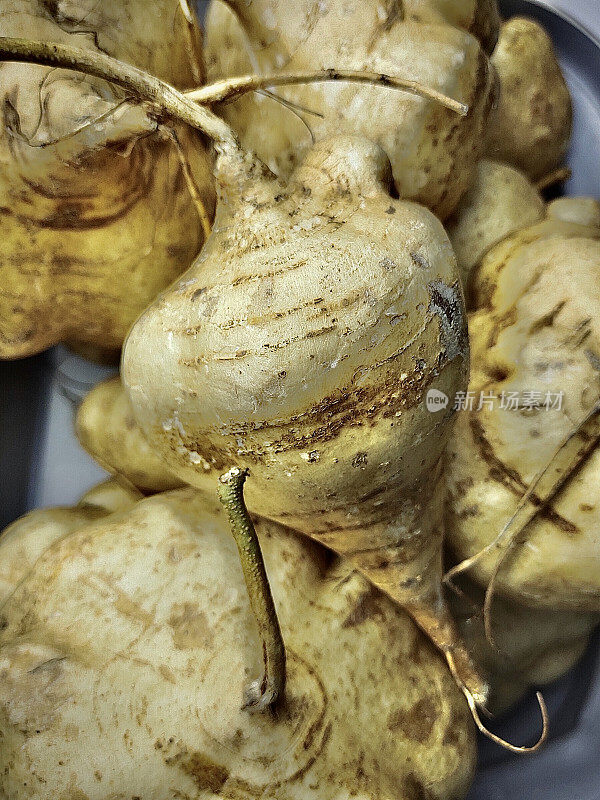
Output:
left=0, top=1, right=598, bottom=798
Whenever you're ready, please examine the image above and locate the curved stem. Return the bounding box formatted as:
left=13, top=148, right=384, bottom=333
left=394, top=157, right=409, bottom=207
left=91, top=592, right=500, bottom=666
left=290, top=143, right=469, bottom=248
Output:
left=0, top=37, right=238, bottom=148
left=217, top=468, right=286, bottom=712
left=536, top=166, right=572, bottom=192
left=186, top=69, right=468, bottom=116
left=447, top=653, right=550, bottom=753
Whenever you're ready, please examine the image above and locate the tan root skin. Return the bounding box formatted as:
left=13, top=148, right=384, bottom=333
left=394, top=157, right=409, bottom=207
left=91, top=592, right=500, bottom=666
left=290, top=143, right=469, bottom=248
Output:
left=0, top=0, right=215, bottom=359
left=451, top=581, right=599, bottom=714
left=446, top=207, right=600, bottom=611
left=204, top=0, right=496, bottom=219
left=73, top=381, right=599, bottom=715
left=122, top=134, right=487, bottom=699
left=0, top=488, right=476, bottom=800
left=447, top=159, right=545, bottom=290
left=74, top=380, right=599, bottom=714
left=486, top=17, right=572, bottom=181
left=76, top=376, right=184, bottom=493
left=0, top=479, right=139, bottom=604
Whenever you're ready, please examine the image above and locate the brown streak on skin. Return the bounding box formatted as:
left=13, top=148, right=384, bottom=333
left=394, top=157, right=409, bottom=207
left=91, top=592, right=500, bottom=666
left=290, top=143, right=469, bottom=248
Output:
left=469, top=416, right=581, bottom=535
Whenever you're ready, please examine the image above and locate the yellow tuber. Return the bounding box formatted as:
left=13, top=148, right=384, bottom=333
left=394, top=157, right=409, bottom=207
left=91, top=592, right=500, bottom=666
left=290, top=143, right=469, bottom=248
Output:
left=446, top=211, right=600, bottom=616
left=204, top=0, right=496, bottom=219
left=446, top=159, right=545, bottom=291
left=0, top=0, right=215, bottom=358
left=121, top=129, right=496, bottom=709
left=0, top=479, right=140, bottom=603
left=76, top=376, right=184, bottom=493
left=485, top=17, right=573, bottom=181
left=0, top=488, right=477, bottom=800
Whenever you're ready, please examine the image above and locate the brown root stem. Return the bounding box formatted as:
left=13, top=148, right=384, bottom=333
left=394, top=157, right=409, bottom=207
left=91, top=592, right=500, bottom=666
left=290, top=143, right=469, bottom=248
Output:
left=161, top=125, right=213, bottom=240
left=0, top=37, right=238, bottom=148
left=536, top=166, right=572, bottom=192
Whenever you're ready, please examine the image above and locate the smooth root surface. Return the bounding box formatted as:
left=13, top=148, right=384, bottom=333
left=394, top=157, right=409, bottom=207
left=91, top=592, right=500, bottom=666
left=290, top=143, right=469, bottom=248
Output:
left=0, top=488, right=476, bottom=800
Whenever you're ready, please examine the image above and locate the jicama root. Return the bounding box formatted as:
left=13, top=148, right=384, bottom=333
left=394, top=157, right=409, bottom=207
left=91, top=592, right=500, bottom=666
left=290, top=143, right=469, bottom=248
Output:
left=76, top=376, right=184, bottom=493
left=445, top=210, right=600, bottom=617
left=0, top=487, right=477, bottom=800
left=204, top=0, right=496, bottom=219
left=547, top=196, right=600, bottom=227
left=446, top=159, right=545, bottom=291
left=0, top=479, right=140, bottom=603
left=485, top=17, right=573, bottom=181
left=1, top=35, right=546, bottom=743
left=121, top=128, right=496, bottom=708
left=0, top=0, right=214, bottom=358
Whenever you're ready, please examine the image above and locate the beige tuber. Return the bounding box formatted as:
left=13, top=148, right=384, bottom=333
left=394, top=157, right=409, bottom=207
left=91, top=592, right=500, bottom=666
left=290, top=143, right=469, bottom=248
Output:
left=204, top=0, right=496, bottom=219
left=0, top=488, right=477, bottom=800
left=446, top=209, right=600, bottom=618
left=0, top=0, right=215, bottom=358
left=485, top=17, right=573, bottom=181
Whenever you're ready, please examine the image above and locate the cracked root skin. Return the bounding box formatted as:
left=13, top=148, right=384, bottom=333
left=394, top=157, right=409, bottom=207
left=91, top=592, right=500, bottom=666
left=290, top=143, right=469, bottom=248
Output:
left=0, top=488, right=476, bottom=800
left=446, top=210, right=600, bottom=611
left=0, top=0, right=215, bottom=358
left=205, top=0, right=496, bottom=219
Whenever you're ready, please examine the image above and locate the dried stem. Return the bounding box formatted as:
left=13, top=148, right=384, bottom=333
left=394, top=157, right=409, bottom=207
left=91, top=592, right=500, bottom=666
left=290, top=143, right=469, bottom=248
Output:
left=161, top=125, right=213, bottom=240
left=217, top=468, right=286, bottom=711
left=186, top=69, right=469, bottom=116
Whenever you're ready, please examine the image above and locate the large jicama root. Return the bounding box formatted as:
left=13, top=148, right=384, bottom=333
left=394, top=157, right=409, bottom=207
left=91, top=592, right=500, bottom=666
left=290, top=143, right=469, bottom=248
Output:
left=445, top=208, right=600, bottom=618
left=0, top=479, right=140, bottom=603
left=122, top=131, right=496, bottom=711
left=76, top=376, right=184, bottom=493
left=0, top=488, right=477, bottom=800
left=204, top=0, right=496, bottom=219
left=485, top=17, right=573, bottom=181
left=446, top=159, right=545, bottom=289
left=451, top=580, right=599, bottom=714
left=0, top=0, right=215, bottom=359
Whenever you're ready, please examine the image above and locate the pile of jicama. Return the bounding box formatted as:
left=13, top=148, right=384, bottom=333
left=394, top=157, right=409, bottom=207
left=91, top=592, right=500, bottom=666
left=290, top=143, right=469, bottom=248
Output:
left=0, top=0, right=598, bottom=796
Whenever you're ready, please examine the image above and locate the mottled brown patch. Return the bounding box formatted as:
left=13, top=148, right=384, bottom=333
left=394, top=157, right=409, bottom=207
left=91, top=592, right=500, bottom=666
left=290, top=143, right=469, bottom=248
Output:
left=168, top=603, right=213, bottom=649
left=387, top=697, right=437, bottom=743
left=179, top=752, right=229, bottom=792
